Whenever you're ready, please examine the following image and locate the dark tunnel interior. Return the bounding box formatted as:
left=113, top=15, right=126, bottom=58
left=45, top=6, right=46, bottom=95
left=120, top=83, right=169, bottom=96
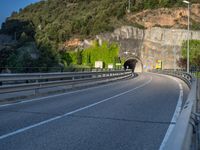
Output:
left=124, top=59, right=138, bottom=71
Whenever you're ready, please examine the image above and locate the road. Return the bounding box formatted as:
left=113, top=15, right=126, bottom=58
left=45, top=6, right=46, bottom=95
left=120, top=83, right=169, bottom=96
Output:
left=0, top=73, right=189, bottom=150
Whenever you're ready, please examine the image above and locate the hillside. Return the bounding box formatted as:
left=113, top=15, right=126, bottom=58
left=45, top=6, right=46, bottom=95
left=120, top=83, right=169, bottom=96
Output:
left=0, top=0, right=200, bottom=73
left=1, top=0, right=128, bottom=43
left=1, top=0, right=200, bottom=44
left=127, top=4, right=200, bottom=29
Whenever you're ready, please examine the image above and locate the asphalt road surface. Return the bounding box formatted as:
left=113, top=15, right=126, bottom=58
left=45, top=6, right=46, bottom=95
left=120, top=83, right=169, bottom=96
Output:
left=0, top=73, right=189, bottom=150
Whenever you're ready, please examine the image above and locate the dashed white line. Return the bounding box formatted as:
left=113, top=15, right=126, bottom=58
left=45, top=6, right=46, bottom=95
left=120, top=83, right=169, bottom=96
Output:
left=0, top=76, right=152, bottom=140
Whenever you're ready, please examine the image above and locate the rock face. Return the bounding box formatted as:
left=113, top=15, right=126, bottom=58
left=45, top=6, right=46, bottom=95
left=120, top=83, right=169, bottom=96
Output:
left=127, top=4, right=200, bottom=29
left=97, top=26, right=200, bottom=70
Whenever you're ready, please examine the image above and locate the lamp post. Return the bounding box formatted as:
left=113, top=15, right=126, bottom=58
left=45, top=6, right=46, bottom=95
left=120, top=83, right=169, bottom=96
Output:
left=127, top=0, right=131, bottom=13
left=171, top=30, right=177, bottom=71
left=173, top=46, right=177, bottom=72
left=183, top=0, right=190, bottom=73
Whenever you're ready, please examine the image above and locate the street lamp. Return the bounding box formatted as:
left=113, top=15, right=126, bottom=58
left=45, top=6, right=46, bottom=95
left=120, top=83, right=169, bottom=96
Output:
left=171, top=30, right=177, bottom=71
left=127, top=0, right=131, bottom=13
left=183, top=0, right=190, bottom=73
left=173, top=46, right=177, bottom=71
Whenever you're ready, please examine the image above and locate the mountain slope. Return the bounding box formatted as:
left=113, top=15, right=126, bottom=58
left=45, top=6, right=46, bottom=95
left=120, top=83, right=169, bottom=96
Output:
left=1, top=0, right=200, bottom=45
left=1, top=0, right=127, bottom=43
left=127, top=4, right=200, bottom=29
left=0, top=0, right=200, bottom=73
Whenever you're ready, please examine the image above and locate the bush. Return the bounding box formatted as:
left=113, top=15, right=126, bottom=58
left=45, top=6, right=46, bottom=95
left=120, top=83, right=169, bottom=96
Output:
left=61, top=41, right=120, bottom=68
left=181, top=40, right=200, bottom=67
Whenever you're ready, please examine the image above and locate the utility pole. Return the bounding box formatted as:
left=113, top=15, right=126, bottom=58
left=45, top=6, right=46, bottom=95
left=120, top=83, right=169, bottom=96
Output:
left=127, top=0, right=131, bottom=13
left=183, top=0, right=190, bottom=73
left=173, top=46, right=177, bottom=72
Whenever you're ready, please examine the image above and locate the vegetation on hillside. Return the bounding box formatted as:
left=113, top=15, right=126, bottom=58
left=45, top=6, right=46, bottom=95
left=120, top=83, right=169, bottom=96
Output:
left=0, top=0, right=200, bottom=72
left=1, top=0, right=200, bottom=42
left=61, top=41, right=120, bottom=68
left=178, top=40, right=200, bottom=69
left=131, top=0, right=199, bottom=11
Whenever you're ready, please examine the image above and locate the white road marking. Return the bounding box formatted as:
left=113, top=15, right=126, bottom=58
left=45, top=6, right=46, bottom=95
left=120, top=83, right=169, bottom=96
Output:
left=0, top=76, right=152, bottom=140
left=0, top=74, right=143, bottom=108
left=158, top=76, right=184, bottom=150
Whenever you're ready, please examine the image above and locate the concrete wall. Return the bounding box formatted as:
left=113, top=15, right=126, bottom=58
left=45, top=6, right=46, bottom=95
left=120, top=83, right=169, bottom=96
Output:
left=97, top=26, right=200, bottom=71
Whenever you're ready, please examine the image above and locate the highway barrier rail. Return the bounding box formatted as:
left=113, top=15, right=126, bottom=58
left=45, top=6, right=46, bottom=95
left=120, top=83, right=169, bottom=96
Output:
left=151, top=69, right=198, bottom=150
left=0, top=70, right=133, bottom=95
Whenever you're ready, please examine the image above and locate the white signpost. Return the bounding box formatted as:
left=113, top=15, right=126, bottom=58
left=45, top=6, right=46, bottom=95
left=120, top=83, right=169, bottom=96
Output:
left=108, top=64, right=114, bottom=69
left=95, top=61, right=103, bottom=69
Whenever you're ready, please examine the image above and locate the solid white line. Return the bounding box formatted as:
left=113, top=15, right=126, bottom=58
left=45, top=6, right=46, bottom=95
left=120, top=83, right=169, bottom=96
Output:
left=159, top=76, right=183, bottom=150
left=0, top=75, right=143, bottom=108
left=0, top=76, right=152, bottom=140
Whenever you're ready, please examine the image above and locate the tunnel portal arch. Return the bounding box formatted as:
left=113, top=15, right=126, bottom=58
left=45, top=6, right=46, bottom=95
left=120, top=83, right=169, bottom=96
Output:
left=123, top=56, right=143, bottom=72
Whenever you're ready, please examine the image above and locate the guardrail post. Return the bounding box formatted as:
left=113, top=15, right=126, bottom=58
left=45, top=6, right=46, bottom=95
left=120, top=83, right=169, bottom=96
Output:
left=34, top=75, right=41, bottom=95
left=35, top=88, right=39, bottom=95
left=35, top=77, right=39, bottom=95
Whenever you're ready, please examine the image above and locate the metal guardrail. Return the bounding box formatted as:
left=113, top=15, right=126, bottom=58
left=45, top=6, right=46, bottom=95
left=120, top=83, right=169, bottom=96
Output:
left=153, top=69, right=193, bottom=87
left=0, top=70, right=133, bottom=94
left=151, top=70, right=198, bottom=150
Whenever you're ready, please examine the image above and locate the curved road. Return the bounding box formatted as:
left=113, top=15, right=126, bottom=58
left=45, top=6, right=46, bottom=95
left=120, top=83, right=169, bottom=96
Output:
left=0, top=73, right=189, bottom=150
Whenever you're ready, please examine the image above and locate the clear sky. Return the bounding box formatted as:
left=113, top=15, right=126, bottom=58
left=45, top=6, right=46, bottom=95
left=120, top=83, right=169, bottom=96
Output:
left=0, top=0, right=40, bottom=26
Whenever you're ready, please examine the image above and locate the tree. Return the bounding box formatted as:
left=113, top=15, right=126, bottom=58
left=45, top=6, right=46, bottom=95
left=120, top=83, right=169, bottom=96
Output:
left=59, top=51, right=73, bottom=66
left=177, top=57, right=187, bottom=69
left=37, top=40, right=60, bottom=72
left=0, top=47, right=15, bottom=72
left=6, top=42, right=40, bottom=73
left=181, top=40, right=200, bottom=67
left=159, top=0, right=170, bottom=7
left=19, top=32, right=29, bottom=44
left=76, top=49, right=83, bottom=65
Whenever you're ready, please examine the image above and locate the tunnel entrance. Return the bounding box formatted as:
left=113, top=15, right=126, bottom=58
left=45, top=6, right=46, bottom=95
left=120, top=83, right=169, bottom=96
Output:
left=124, top=59, right=137, bottom=71
left=124, top=58, right=143, bottom=72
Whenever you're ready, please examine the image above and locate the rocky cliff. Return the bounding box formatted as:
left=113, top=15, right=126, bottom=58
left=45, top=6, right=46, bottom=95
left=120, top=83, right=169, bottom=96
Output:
left=127, top=4, right=200, bottom=29
left=97, top=26, right=200, bottom=70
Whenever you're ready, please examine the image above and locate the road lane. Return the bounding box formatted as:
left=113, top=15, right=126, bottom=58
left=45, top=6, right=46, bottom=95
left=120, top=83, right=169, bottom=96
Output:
left=0, top=73, right=189, bottom=150
left=0, top=74, right=147, bottom=135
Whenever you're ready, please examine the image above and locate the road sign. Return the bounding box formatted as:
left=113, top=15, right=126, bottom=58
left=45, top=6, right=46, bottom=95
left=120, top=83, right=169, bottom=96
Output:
left=155, top=60, right=162, bottom=69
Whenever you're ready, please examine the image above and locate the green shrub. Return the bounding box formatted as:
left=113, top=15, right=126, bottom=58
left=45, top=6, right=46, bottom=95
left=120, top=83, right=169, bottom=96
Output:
left=61, top=41, right=120, bottom=68
left=181, top=40, right=200, bottom=67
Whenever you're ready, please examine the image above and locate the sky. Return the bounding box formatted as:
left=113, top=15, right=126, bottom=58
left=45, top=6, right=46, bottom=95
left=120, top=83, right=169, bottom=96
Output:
left=0, top=0, right=40, bottom=26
